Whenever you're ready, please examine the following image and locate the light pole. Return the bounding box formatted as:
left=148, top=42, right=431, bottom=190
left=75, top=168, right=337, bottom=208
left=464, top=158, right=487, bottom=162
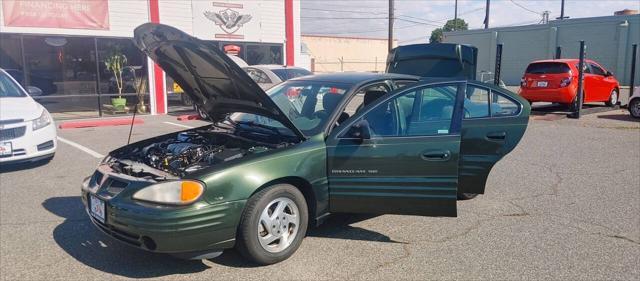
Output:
left=388, top=0, right=394, bottom=51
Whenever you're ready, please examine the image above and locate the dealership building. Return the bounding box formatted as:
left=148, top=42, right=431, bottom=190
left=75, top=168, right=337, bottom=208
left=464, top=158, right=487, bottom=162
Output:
left=0, top=0, right=302, bottom=118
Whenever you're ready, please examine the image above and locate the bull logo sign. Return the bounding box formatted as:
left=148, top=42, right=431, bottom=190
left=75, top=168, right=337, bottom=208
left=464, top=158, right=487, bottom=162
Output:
left=204, top=2, right=252, bottom=39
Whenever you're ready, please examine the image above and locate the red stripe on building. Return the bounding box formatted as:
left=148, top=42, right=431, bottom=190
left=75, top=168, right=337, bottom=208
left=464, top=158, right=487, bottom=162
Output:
left=284, top=0, right=294, bottom=66
left=148, top=0, right=165, bottom=114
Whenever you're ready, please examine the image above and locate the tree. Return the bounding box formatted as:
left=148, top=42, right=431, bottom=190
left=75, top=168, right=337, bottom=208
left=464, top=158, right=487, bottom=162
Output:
left=430, top=18, right=469, bottom=43
left=429, top=28, right=444, bottom=43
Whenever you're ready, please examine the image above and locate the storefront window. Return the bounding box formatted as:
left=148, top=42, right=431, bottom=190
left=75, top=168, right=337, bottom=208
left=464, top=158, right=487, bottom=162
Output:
left=246, top=44, right=283, bottom=65
left=97, top=38, right=148, bottom=114
left=0, top=34, right=24, bottom=84
left=22, top=36, right=98, bottom=116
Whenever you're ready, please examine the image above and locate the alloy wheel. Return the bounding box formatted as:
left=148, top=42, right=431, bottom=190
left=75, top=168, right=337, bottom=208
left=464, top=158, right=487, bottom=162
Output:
left=610, top=90, right=618, bottom=106
left=257, top=197, right=300, bottom=253
left=630, top=99, right=640, bottom=118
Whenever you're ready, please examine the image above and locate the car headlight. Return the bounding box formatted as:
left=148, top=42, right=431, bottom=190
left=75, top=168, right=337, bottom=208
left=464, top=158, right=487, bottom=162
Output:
left=32, top=110, right=51, bottom=131
left=132, top=180, right=205, bottom=205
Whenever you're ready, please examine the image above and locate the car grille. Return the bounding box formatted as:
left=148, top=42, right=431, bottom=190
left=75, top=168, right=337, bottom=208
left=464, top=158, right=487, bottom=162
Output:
left=92, top=170, right=129, bottom=196
left=0, top=126, right=26, bottom=141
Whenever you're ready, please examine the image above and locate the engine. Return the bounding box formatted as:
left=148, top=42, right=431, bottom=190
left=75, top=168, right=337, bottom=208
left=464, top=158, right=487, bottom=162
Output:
left=114, top=130, right=278, bottom=178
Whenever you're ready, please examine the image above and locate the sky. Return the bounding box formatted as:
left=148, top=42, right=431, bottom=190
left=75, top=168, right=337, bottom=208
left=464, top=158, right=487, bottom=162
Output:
left=301, top=0, right=640, bottom=45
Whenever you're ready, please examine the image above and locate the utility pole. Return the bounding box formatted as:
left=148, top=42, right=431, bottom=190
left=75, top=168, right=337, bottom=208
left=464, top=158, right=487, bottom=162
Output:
left=454, top=0, right=458, bottom=31
left=484, top=0, right=490, bottom=29
left=560, top=0, right=565, bottom=20
left=388, top=0, right=394, bottom=51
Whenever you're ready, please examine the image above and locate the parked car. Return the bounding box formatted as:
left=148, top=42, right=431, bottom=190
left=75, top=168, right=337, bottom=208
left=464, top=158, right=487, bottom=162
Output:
left=0, top=68, right=56, bottom=164
left=80, top=23, right=530, bottom=265
left=519, top=59, right=620, bottom=108
left=629, top=86, right=640, bottom=118
left=243, top=65, right=312, bottom=90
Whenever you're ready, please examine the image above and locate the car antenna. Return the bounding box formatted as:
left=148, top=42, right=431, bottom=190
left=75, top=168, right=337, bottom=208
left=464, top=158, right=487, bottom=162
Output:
left=126, top=66, right=142, bottom=145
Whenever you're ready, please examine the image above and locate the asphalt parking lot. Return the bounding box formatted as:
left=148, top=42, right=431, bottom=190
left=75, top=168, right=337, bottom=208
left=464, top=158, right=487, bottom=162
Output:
left=1, top=109, right=638, bottom=280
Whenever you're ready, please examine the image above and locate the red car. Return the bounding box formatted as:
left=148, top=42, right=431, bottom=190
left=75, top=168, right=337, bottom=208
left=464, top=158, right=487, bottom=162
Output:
left=519, top=59, right=620, bottom=108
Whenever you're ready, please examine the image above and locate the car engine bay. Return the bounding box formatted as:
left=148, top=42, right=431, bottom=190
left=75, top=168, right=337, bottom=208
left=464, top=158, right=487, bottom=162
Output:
left=107, top=127, right=293, bottom=180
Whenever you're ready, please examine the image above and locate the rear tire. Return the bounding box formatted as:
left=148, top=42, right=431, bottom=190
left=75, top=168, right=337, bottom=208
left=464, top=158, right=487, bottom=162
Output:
left=605, top=89, right=618, bottom=107
left=569, top=93, right=585, bottom=111
left=236, top=184, right=308, bottom=265
left=457, top=192, right=479, bottom=200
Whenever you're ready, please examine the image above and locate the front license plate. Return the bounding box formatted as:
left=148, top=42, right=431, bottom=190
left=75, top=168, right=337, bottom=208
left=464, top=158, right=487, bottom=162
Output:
left=0, top=142, right=12, bottom=156
left=536, top=81, right=548, bottom=87
left=90, top=195, right=106, bottom=223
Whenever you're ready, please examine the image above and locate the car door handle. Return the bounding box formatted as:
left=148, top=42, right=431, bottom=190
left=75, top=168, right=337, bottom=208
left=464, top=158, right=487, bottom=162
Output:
left=486, top=132, right=506, bottom=141
left=422, top=150, right=451, bottom=161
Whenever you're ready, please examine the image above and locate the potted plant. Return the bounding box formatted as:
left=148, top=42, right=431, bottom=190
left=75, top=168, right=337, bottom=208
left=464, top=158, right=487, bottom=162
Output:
left=104, top=50, right=128, bottom=111
left=133, top=75, right=148, bottom=113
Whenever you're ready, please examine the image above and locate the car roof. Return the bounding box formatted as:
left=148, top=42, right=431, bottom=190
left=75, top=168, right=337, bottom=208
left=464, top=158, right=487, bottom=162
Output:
left=529, top=59, right=596, bottom=64
left=290, top=72, right=419, bottom=84
left=246, top=65, right=308, bottom=70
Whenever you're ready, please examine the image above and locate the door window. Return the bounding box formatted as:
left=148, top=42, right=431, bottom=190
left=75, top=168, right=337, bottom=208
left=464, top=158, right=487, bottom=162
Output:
left=464, top=85, right=490, bottom=118
left=589, top=63, right=606, bottom=76
left=346, top=84, right=458, bottom=138
left=491, top=93, right=520, bottom=117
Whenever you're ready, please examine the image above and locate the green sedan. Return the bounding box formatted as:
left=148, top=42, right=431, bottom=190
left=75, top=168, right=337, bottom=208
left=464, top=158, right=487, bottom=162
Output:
left=81, top=23, right=530, bottom=265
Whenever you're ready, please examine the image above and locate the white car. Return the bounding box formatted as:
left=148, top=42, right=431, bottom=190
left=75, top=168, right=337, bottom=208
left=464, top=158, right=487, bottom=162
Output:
left=243, top=65, right=312, bottom=90
left=0, top=68, right=56, bottom=164
left=629, top=86, right=640, bottom=118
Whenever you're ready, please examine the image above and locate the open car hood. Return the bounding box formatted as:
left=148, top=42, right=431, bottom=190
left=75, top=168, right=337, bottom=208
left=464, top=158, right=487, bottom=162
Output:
left=133, top=23, right=304, bottom=139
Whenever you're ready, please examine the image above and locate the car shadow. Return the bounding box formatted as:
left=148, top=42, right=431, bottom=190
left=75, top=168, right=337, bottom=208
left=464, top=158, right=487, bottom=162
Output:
left=43, top=196, right=210, bottom=278
left=44, top=197, right=403, bottom=274
left=596, top=113, right=638, bottom=122
left=0, top=158, right=52, bottom=173
left=208, top=213, right=406, bottom=267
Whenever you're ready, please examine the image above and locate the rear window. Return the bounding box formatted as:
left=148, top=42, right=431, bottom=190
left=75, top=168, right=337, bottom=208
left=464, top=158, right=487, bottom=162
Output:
left=525, top=62, right=571, bottom=74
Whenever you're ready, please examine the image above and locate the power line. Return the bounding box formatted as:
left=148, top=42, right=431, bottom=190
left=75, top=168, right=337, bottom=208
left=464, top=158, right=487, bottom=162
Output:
left=302, top=7, right=445, bottom=25
left=509, top=0, right=542, bottom=15
left=304, top=23, right=423, bottom=35
left=396, top=18, right=441, bottom=27
left=302, top=16, right=389, bottom=20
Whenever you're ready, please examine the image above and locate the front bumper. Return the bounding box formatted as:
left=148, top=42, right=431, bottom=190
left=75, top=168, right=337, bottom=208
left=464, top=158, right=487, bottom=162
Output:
left=81, top=168, right=245, bottom=254
left=0, top=121, right=56, bottom=163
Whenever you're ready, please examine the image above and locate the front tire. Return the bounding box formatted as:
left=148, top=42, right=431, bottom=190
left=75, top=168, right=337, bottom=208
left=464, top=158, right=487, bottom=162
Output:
left=605, top=89, right=619, bottom=107
left=236, top=184, right=308, bottom=265
left=457, top=192, right=478, bottom=200
left=629, top=98, right=640, bottom=118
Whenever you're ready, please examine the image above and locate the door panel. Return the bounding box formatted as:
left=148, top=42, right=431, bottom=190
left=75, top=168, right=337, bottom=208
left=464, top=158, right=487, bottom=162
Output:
left=328, top=136, right=460, bottom=216
left=326, top=82, right=465, bottom=217
left=458, top=84, right=530, bottom=195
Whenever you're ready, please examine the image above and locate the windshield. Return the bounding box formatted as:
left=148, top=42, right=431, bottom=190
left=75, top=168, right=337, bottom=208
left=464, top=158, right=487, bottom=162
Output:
left=271, top=69, right=312, bottom=81
left=229, top=80, right=352, bottom=136
left=0, top=72, right=26, bottom=98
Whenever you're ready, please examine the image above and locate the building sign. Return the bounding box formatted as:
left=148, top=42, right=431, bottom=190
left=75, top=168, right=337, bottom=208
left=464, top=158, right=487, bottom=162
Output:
left=193, top=0, right=266, bottom=41
left=2, top=0, right=110, bottom=30
left=203, top=2, right=252, bottom=39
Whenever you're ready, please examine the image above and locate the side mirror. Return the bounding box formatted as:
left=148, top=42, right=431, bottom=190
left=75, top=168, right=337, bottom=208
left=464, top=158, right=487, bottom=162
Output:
left=26, top=86, right=43, bottom=96
left=605, top=70, right=613, bottom=77
left=345, top=119, right=371, bottom=140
